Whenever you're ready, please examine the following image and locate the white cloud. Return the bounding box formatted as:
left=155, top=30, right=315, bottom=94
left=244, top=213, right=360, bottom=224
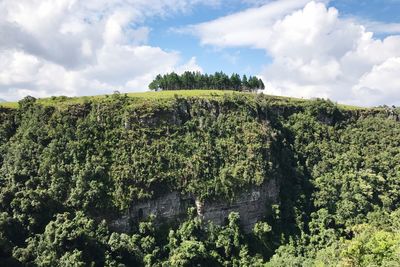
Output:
left=0, top=51, right=41, bottom=86
left=175, top=57, right=203, bottom=74
left=0, top=47, right=202, bottom=101
left=356, top=19, right=400, bottom=35
left=0, top=0, right=214, bottom=101
left=352, top=57, right=400, bottom=106
left=189, top=0, right=400, bottom=106
left=191, top=0, right=317, bottom=49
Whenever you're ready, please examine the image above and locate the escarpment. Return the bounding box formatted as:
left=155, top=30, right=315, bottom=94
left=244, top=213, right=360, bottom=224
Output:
left=2, top=92, right=400, bottom=265
left=111, top=178, right=280, bottom=233
left=1, top=92, right=398, bottom=236
left=109, top=96, right=284, bottom=232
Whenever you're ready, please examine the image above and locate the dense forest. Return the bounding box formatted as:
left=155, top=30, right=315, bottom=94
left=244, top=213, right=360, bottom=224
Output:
left=148, top=71, right=265, bottom=91
left=0, top=92, right=400, bottom=266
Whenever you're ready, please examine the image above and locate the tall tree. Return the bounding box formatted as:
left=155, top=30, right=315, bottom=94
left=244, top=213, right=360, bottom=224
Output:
left=230, top=73, right=241, bottom=91
left=241, top=75, right=249, bottom=91
left=148, top=72, right=265, bottom=92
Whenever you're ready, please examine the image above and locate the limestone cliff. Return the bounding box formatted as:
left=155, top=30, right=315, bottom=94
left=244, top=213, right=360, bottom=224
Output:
left=111, top=178, right=279, bottom=233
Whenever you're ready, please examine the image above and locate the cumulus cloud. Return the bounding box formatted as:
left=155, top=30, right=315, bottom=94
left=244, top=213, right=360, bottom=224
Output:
left=360, top=20, right=400, bottom=35
left=191, top=0, right=316, bottom=48
left=352, top=57, right=400, bottom=106
left=189, top=0, right=400, bottom=106
left=0, top=0, right=208, bottom=101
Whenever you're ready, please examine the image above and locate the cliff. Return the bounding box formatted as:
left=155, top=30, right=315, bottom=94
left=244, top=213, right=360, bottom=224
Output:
left=1, top=90, right=400, bottom=265
left=1, top=91, right=398, bottom=235
left=111, top=178, right=279, bottom=233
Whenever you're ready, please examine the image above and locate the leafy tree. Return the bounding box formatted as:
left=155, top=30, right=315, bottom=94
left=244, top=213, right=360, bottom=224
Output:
left=148, top=71, right=265, bottom=91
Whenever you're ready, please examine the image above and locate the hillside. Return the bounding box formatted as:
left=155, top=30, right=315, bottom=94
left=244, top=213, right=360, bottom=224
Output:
left=0, top=91, right=400, bottom=266
left=0, top=90, right=367, bottom=110
left=0, top=90, right=233, bottom=109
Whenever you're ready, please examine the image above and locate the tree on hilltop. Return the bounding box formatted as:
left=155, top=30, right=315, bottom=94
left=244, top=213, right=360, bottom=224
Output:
left=148, top=71, right=265, bottom=92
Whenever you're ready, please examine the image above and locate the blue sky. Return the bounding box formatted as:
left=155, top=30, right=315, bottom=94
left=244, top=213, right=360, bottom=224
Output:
left=147, top=2, right=271, bottom=75
left=330, top=0, right=400, bottom=23
left=0, top=0, right=399, bottom=106
left=147, top=0, right=400, bottom=75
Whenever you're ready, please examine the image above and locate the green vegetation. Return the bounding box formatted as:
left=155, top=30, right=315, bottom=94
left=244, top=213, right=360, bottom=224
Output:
left=0, top=90, right=370, bottom=112
left=0, top=91, right=399, bottom=266
left=0, top=90, right=235, bottom=109
left=149, top=71, right=265, bottom=91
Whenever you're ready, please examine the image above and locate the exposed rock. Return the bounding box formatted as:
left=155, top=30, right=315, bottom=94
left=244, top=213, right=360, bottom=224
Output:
left=316, top=113, right=334, bottom=125
left=197, top=178, right=279, bottom=232
left=109, top=215, right=131, bottom=233
left=126, top=101, right=191, bottom=129
left=130, top=191, right=194, bottom=222
left=110, top=178, right=279, bottom=233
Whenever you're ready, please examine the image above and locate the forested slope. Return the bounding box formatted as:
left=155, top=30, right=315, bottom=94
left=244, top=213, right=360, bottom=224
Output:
left=0, top=91, right=399, bottom=266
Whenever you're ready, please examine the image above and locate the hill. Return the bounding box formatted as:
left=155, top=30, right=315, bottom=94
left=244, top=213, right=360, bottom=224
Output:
left=0, top=90, right=235, bottom=109
left=0, top=90, right=399, bottom=266
left=0, top=90, right=367, bottom=110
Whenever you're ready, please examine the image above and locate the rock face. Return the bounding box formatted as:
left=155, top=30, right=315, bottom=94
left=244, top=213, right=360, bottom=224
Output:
left=196, top=178, right=279, bottom=232
left=130, top=192, right=195, bottom=223
left=110, top=178, right=279, bottom=233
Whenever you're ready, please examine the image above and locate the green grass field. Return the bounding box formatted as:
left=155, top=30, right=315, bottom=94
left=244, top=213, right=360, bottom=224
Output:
left=0, top=101, right=18, bottom=109
left=0, top=89, right=369, bottom=111
left=0, top=90, right=236, bottom=109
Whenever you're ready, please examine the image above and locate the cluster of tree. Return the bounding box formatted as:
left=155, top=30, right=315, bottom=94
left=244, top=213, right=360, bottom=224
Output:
left=148, top=71, right=265, bottom=91
left=0, top=93, right=400, bottom=266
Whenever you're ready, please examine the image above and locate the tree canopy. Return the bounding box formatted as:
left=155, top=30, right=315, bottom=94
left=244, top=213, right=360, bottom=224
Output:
left=148, top=71, right=265, bottom=91
left=0, top=93, right=400, bottom=266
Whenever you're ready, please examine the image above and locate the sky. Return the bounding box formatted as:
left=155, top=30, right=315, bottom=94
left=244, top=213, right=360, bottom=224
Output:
left=0, top=0, right=400, bottom=106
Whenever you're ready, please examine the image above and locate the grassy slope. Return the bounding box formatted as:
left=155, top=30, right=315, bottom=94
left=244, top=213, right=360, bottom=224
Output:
left=0, top=90, right=232, bottom=109
left=0, top=89, right=369, bottom=111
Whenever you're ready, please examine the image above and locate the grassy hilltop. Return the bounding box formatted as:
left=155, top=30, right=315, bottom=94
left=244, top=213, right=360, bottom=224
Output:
left=0, top=90, right=233, bottom=109
left=0, top=89, right=365, bottom=111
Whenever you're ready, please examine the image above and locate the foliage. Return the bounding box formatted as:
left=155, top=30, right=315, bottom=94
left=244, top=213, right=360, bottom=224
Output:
left=0, top=92, right=399, bottom=266
left=149, top=71, right=265, bottom=91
